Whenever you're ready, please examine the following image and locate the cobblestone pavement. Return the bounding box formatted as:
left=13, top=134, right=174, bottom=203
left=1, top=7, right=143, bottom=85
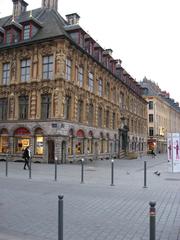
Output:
left=0, top=154, right=180, bottom=240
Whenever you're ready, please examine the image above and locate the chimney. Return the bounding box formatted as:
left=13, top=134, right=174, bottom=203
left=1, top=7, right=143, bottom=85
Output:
left=42, top=0, right=58, bottom=11
left=12, top=0, right=28, bottom=17
left=66, top=13, right=80, bottom=25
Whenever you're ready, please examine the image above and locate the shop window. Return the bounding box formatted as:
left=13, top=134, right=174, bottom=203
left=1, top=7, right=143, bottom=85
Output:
left=14, top=127, right=30, bottom=153
left=0, top=129, right=8, bottom=153
left=35, top=136, right=43, bottom=155
left=68, top=129, right=74, bottom=155
left=87, top=131, right=93, bottom=154
left=76, top=129, right=85, bottom=154
left=34, top=128, right=44, bottom=155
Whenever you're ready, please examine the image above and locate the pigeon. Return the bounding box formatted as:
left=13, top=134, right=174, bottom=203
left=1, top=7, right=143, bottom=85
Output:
left=154, top=171, right=158, bottom=174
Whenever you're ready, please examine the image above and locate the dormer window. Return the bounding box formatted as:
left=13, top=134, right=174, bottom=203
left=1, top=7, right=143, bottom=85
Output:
left=23, top=25, right=30, bottom=40
left=5, top=28, right=20, bottom=44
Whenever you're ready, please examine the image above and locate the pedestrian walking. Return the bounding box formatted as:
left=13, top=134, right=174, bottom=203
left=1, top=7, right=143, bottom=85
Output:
left=22, top=146, right=31, bottom=170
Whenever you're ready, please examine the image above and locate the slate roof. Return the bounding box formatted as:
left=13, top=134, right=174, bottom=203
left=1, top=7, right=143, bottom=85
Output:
left=0, top=8, right=70, bottom=48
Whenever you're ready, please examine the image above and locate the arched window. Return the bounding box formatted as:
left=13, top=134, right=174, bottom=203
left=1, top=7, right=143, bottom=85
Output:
left=0, top=128, right=8, bottom=153
left=14, top=127, right=30, bottom=153
left=34, top=128, right=44, bottom=155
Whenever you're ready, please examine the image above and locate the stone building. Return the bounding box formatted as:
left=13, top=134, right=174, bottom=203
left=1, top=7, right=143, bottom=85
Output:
left=140, top=77, right=180, bottom=153
left=0, top=0, right=147, bottom=163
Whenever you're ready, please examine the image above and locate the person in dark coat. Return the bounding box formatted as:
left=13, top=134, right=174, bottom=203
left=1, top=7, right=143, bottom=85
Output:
left=23, top=146, right=31, bottom=170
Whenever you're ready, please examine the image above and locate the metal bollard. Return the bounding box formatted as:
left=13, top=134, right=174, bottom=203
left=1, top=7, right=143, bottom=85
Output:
left=58, top=195, right=64, bottom=240
left=110, top=159, right=114, bottom=186
left=149, top=201, right=156, bottom=240
left=5, top=154, right=8, bottom=177
left=81, top=158, right=84, bottom=184
left=55, top=157, right=57, bottom=181
left=29, top=157, right=32, bottom=179
left=143, top=160, right=147, bottom=188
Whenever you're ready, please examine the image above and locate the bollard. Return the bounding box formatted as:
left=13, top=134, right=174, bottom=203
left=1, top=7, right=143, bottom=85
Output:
left=149, top=201, right=156, bottom=240
left=81, top=158, right=84, bottom=184
left=29, top=157, right=32, bottom=179
left=143, top=160, right=147, bottom=188
left=110, top=159, right=114, bottom=186
left=5, top=154, right=8, bottom=177
left=55, top=157, right=58, bottom=181
left=58, top=195, right=64, bottom=240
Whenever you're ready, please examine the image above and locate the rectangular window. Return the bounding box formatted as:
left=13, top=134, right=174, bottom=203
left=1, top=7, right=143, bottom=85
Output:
left=0, top=98, right=7, bottom=120
left=23, top=25, right=30, bottom=40
left=88, top=72, right=94, bottom=92
left=19, top=96, right=29, bottom=120
left=78, top=67, right=83, bottom=87
left=98, top=79, right=103, bottom=96
left=66, top=59, right=72, bottom=81
left=149, top=127, right=154, bottom=136
left=98, top=107, right=102, bottom=127
left=41, top=94, right=51, bottom=119
left=2, top=63, right=10, bottom=85
left=64, top=96, right=71, bottom=120
left=106, top=110, right=109, bottom=128
left=42, top=55, right=53, bottom=80
left=149, top=101, right=153, bottom=110
left=112, top=112, right=116, bottom=129
left=77, top=100, right=83, bottom=122
left=6, top=30, right=11, bottom=44
left=106, top=81, right=110, bottom=98
left=21, top=59, right=31, bottom=82
left=149, top=114, right=153, bottom=122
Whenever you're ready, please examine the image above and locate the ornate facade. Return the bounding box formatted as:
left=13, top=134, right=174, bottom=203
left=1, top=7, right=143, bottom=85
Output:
left=0, top=0, right=147, bottom=163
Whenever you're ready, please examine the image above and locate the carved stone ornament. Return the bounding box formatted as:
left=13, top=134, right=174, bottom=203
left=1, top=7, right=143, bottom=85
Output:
left=40, top=44, right=53, bottom=56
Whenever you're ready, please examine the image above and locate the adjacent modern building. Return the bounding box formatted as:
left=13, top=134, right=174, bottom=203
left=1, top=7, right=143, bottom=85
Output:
left=0, top=0, right=147, bottom=163
left=140, top=77, right=180, bottom=153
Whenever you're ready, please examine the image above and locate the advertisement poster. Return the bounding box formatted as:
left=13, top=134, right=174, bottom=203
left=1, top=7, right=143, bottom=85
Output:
left=167, top=133, right=173, bottom=172
left=171, top=133, right=180, bottom=172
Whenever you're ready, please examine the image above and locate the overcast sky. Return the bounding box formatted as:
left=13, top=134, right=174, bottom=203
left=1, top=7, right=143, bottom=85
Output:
left=1, top=0, right=180, bottom=103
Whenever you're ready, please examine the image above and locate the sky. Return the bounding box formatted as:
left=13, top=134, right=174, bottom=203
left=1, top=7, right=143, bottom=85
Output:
left=1, top=0, right=180, bottom=102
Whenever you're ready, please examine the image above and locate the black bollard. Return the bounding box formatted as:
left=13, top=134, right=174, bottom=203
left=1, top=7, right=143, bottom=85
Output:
left=55, top=157, right=57, bottom=181
left=58, top=195, right=64, bottom=240
left=143, top=160, right=147, bottom=188
left=149, top=201, right=156, bottom=240
left=5, top=154, right=8, bottom=177
left=81, top=158, right=84, bottom=184
left=110, top=159, right=114, bottom=186
left=29, top=157, right=32, bottom=179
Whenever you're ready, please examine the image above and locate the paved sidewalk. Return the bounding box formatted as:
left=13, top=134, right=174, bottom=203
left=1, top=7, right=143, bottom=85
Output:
left=0, top=154, right=180, bottom=240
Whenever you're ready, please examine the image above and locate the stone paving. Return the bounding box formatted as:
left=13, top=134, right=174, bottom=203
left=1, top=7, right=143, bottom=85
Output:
left=0, top=154, right=180, bottom=240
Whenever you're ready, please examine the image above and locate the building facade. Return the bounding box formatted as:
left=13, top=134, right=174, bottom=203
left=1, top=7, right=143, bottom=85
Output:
left=140, top=78, right=180, bottom=153
left=0, top=0, right=147, bottom=163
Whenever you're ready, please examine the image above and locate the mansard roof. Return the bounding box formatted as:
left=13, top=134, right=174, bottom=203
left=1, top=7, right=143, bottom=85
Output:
left=0, top=8, right=69, bottom=48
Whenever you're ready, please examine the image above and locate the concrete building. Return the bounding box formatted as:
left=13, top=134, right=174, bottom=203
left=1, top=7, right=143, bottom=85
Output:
left=0, top=0, right=147, bottom=163
left=140, top=77, right=180, bottom=153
